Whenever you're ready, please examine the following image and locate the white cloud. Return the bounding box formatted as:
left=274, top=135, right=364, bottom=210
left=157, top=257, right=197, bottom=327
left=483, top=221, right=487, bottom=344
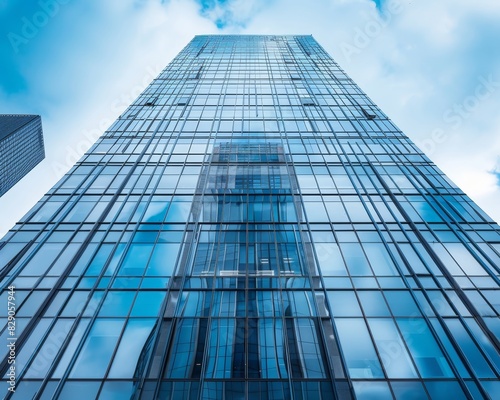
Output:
left=198, top=0, right=269, bottom=29
left=0, top=0, right=216, bottom=237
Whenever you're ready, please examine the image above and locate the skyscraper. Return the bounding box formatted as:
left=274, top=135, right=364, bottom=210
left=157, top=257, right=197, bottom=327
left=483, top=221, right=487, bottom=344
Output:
left=0, top=35, right=499, bottom=399
left=0, top=114, right=44, bottom=196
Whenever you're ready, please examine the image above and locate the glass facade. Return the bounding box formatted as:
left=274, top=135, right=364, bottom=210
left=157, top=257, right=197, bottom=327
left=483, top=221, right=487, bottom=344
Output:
left=0, top=114, right=45, bottom=197
left=0, top=35, right=499, bottom=399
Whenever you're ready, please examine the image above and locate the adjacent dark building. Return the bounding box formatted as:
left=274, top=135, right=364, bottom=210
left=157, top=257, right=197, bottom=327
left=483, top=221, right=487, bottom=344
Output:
left=0, top=114, right=45, bottom=196
left=0, top=36, right=499, bottom=399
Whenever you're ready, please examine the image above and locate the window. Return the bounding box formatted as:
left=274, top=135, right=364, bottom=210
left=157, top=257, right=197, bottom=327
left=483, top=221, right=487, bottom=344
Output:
left=69, top=319, right=125, bottom=378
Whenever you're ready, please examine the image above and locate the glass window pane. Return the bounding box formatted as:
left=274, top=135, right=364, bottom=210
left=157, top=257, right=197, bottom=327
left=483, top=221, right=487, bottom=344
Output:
left=444, top=318, right=496, bottom=378
left=130, top=291, right=165, bottom=317
left=397, top=318, right=454, bottom=378
left=292, top=319, right=327, bottom=378
left=335, top=318, right=384, bottom=378
left=367, top=318, right=418, bottom=378
left=340, top=243, right=372, bottom=276
left=59, top=381, right=100, bottom=400
left=283, top=291, right=316, bottom=316
left=98, top=291, right=135, bottom=317
left=119, top=244, right=154, bottom=276
left=52, top=319, right=91, bottom=378
left=205, top=319, right=235, bottom=378
left=353, top=381, right=392, bottom=400
left=313, top=242, right=348, bottom=276
left=357, top=291, right=391, bottom=316
left=99, top=382, right=134, bottom=400
left=24, top=319, right=76, bottom=378
left=259, top=319, right=287, bottom=378
left=20, top=243, right=65, bottom=276
left=146, top=243, right=181, bottom=276
left=391, top=381, right=428, bottom=400
left=363, top=242, right=398, bottom=275
left=384, top=291, right=421, bottom=317
left=69, top=319, right=125, bottom=378
left=327, top=291, right=362, bottom=317
left=165, top=318, right=203, bottom=378
left=108, top=318, right=156, bottom=378
left=425, top=381, right=467, bottom=400
left=85, top=244, right=113, bottom=276
left=463, top=318, right=500, bottom=373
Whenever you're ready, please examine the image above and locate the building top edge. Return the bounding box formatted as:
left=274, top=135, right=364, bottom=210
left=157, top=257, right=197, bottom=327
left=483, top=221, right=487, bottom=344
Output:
left=0, top=114, right=41, bottom=141
left=193, top=34, right=314, bottom=39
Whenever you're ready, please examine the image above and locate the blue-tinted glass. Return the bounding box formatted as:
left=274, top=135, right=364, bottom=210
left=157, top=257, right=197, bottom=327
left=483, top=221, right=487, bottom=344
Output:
left=464, top=290, right=496, bottom=316
left=24, top=319, right=76, bottom=378
left=353, top=381, right=392, bottom=400
left=20, top=243, right=64, bottom=276
left=327, top=291, right=362, bottom=316
left=165, top=318, right=201, bottom=378
left=367, top=318, right=418, bottom=378
left=206, top=319, right=235, bottom=378
left=98, top=291, right=135, bottom=316
left=481, top=381, right=500, bottom=399
left=59, top=381, right=100, bottom=400
left=8, top=380, right=40, bottom=399
left=256, top=291, right=282, bottom=317
left=130, top=291, right=165, bottom=317
left=313, top=242, right=348, bottom=276
left=52, top=319, right=91, bottom=378
left=283, top=291, right=316, bottom=316
left=108, top=318, right=156, bottom=378
left=293, top=319, right=327, bottom=378
left=428, top=318, right=470, bottom=378
left=103, top=243, right=126, bottom=276
left=259, top=319, right=287, bottom=378
left=397, top=318, right=454, bottom=378
left=463, top=318, right=500, bottom=373
left=146, top=243, right=180, bottom=276
left=38, top=381, right=58, bottom=400
left=85, top=244, right=113, bottom=276
left=384, top=291, right=421, bottom=317
left=444, top=319, right=496, bottom=378
left=335, top=318, right=384, bottom=378
left=424, top=381, right=467, bottom=400
left=165, top=200, right=191, bottom=222
left=211, top=291, right=236, bottom=317
left=249, top=382, right=290, bottom=400
left=357, top=291, right=391, bottom=316
left=445, top=243, right=488, bottom=275
left=201, top=381, right=223, bottom=400
left=363, top=242, right=398, bottom=275
left=99, top=381, right=134, bottom=399
left=142, top=200, right=170, bottom=222
left=412, top=201, right=443, bottom=223
left=69, top=319, right=125, bottom=378
left=119, top=243, right=154, bottom=275
left=391, top=381, right=428, bottom=400
left=340, top=243, right=372, bottom=276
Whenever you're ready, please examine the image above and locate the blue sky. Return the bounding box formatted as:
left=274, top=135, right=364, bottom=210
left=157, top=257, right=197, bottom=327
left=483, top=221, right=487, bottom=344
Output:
left=1, top=0, right=500, bottom=236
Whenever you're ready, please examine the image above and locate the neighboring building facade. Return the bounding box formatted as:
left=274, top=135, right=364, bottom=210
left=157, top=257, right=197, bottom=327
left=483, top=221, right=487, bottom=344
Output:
left=0, top=36, right=499, bottom=399
left=0, top=114, right=45, bottom=196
